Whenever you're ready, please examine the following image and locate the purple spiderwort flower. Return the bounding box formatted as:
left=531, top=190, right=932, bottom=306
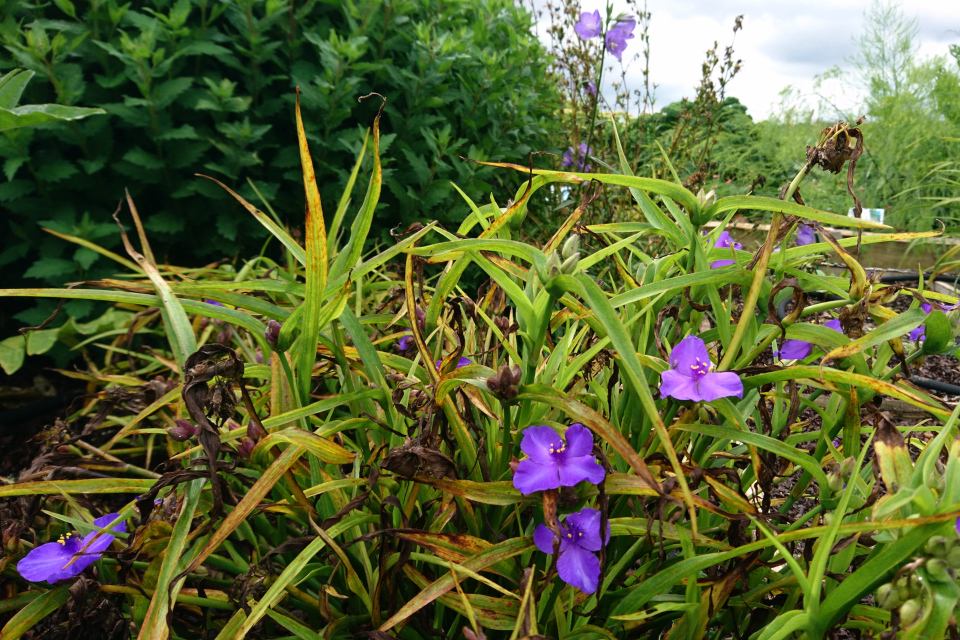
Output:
left=17, top=514, right=126, bottom=583
left=586, top=81, right=597, bottom=97
left=436, top=356, right=472, bottom=371
left=796, top=224, right=815, bottom=246
left=534, top=507, right=610, bottom=593
left=710, top=231, right=742, bottom=269
left=909, top=302, right=960, bottom=341
left=397, top=334, right=415, bottom=352
left=562, top=143, right=593, bottom=172
left=204, top=299, right=223, bottom=307
left=660, top=336, right=743, bottom=402
left=778, top=319, right=844, bottom=360
left=513, top=424, right=605, bottom=494
left=574, top=10, right=602, bottom=40
left=605, top=20, right=636, bottom=60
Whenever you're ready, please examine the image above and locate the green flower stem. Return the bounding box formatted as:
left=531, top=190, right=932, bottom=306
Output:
left=582, top=2, right=612, bottom=179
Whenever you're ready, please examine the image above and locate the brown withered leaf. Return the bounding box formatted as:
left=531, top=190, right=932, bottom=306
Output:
left=381, top=439, right=457, bottom=479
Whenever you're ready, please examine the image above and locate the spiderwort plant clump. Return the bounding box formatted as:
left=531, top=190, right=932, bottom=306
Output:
left=17, top=515, right=126, bottom=583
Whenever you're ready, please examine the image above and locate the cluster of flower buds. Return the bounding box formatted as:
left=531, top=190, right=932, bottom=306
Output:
left=237, top=419, right=266, bottom=458
left=541, top=234, right=581, bottom=282
left=826, top=456, right=856, bottom=493
left=486, top=364, right=521, bottom=400
left=875, top=535, right=960, bottom=626
left=166, top=419, right=198, bottom=442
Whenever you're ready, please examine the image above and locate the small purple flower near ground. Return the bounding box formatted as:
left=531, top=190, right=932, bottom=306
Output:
left=436, top=356, right=472, bottom=371
left=574, top=10, right=602, bottom=40
left=796, top=224, right=815, bottom=246
left=18, top=514, right=126, bottom=583
left=397, top=335, right=414, bottom=351
left=778, top=319, right=844, bottom=360
left=660, top=336, right=743, bottom=402
left=513, top=424, right=605, bottom=494
left=605, top=20, right=636, bottom=60
left=534, top=507, right=610, bottom=593
left=710, top=231, right=742, bottom=268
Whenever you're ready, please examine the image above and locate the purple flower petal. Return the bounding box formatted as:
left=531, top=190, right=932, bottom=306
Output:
left=779, top=339, right=813, bottom=360
left=204, top=299, right=224, bottom=307
left=659, top=369, right=701, bottom=401
left=82, top=514, right=126, bottom=555
left=922, top=303, right=933, bottom=314
left=710, top=259, right=736, bottom=268
left=956, top=516, right=960, bottom=538
left=17, top=539, right=77, bottom=583
left=520, top=426, right=564, bottom=465
left=574, top=10, right=602, bottom=40
left=696, top=371, right=744, bottom=401
left=513, top=459, right=561, bottom=494
left=534, top=524, right=557, bottom=554
left=556, top=545, right=601, bottom=593
left=713, top=231, right=742, bottom=250
left=796, top=224, right=815, bottom=246
left=563, top=424, right=593, bottom=458
left=558, top=455, right=606, bottom=487
left=669, top=335, right=711, bottom=372
left=561, top=151, right=574, bottom=167
left=586, top=81, right=597, bottom=96
left=397, top=335, right=414, bottom=351
left=910, top=326, right=925, bottom=341
left=564, top=507, right=608, bottom=551
left=825, top=319, right=843, bottom=333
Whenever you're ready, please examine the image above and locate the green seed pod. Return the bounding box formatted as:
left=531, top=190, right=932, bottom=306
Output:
left=927, top=558, right=952, bottom=583
left=899, top=598, right=921, bottom=626
left=926, top=535, right=951, bottom=558
left=876, top=583, right=900, bottom=610
left=561, top=234, right=580, bottom=260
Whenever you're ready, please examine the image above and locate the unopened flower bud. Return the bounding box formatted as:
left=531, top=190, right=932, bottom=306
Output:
left=838, top=456, right=855, bottom=478
left=899, top=598, right=921, bottom=626
left=827, top=471, right=844, bottom=493
left=247, top=420, right=266, bottom=442
left=200, top=317, right=210, bottom=329
left=415, top=305, right=426, bottom=333
left=167, top=419, right=198, bottom=442
left=216, top=329, right=231, bottom=345
left=265, top=320, right=282, bottom=348
left=876, top=583, right=900, bottom=610
left=926, top=535, right=951, bottom=558
left=236, top=437, right=256, bottom=458
left=561, top=234, right=580, bottom=260
left=947, top=546, right=960, bottom=569
left=696, top=188, right=716, bottom=209
left=927, top=558, right=951, bottom=582
left=3, top=524, right=20, bottom=554
left=545, top=252, right=562, bottom=279
left=508, top=456, right=520, bottom=475
left=560, top=253, right=580, bottom=275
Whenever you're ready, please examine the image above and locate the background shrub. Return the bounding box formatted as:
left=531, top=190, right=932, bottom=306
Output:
left=0, top=0, right=561, bottom=328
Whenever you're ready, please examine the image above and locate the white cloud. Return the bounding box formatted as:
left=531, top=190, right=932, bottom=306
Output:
left=532, top=0, right=960, bottom=120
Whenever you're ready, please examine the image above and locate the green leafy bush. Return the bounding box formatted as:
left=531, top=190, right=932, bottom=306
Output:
left=0, top=0, right=560, bottom=326
left=4, top=94, right=960, bottom=639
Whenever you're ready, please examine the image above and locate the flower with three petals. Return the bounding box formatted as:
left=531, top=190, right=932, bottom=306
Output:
left=660, top=336, right=743, bottom=402
left=512, top=424, right=605, bottom=495
left=17, top=514, right=126, bottom=583
left=534, top=508, right=610, bottom=593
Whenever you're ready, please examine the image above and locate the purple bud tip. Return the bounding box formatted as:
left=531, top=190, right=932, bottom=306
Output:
left=265, top=320, right=282, bottom=347
left=236, top=437, right=256, bottom=458
left=167, top=419, right=198, bottom=442
left=247, top=420, right=266, bottom=442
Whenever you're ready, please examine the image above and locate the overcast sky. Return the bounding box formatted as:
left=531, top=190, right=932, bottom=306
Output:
left=532, top=0, right=960, bottom=120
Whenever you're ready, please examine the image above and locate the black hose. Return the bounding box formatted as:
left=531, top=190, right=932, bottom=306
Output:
left=910, top=377, right=960, bottom=396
